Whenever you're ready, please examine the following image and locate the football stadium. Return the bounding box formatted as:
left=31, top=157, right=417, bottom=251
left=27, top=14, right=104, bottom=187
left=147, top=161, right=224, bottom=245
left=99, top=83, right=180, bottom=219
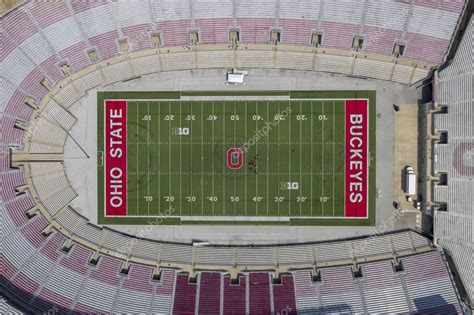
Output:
left=1, top=0, right=473, bottom=314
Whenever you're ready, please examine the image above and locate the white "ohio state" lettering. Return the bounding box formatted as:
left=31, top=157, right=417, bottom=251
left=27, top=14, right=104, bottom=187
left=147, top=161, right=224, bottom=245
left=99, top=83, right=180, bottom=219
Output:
left=109, top=109, right=124, bottom=158
left=109, top=167, right=124, bottom=208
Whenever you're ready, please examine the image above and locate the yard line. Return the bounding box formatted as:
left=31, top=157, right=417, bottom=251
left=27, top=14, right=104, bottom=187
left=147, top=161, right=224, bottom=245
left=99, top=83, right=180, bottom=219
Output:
left=201, top=101, right=204, bottom=216
left=299, top=100, right=302, bottom=216
left=190, top=102, right=193, bottom=215
left=266, top=101, right=269, bottom=216
left=333, top=101, right=336, bottom=216
left=255, top=101, right=258, bottom=216
left=168, top=101, right=172, bottom=211
left=147, top=101, right=150, bottom=216
left=157, top=101, right=160, bottom=215
left=244, top=101, right=247, bottom=216
left=179, top=100, right=182, bottom=216
left=223, top=102, right=226, bottom=215
left=212, top=101, right=215, bottom=215
left=311, top=101, right=313, bottom=217
left=321, top=101, right=325, bottom=215
left=136, top=102, right=139, bottom=215
left=233, top=102, right=236, bottom=216
left=288, top=99, right=291, bottom=217
left=277, top=102, right=280, bottom=216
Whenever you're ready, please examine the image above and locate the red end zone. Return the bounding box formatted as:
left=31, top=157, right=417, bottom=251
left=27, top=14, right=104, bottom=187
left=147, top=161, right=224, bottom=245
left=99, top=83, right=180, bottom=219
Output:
left=105, top=100, right=127, bottom=216
left=345, top=99, right=368, bottom=218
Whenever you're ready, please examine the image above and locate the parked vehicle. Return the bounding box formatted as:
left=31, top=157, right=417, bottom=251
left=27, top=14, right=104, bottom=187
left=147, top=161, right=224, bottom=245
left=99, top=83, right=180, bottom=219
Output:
left=405, top=166, right=416, bottom=195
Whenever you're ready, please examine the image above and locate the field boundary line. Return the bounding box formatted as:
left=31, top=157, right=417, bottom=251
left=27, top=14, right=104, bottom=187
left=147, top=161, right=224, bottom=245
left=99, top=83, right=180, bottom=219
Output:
left=118, top=98, right=359, bottom=102
left=107, top=214, right=363, bottom=220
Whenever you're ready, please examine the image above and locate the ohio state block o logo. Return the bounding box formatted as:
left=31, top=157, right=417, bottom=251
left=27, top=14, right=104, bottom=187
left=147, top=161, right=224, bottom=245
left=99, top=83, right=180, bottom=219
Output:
left=226, top=148, right=243, bottom=169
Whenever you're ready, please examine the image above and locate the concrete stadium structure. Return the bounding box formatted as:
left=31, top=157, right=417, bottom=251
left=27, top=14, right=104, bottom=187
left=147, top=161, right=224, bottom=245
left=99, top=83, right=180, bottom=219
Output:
left=432, top=14, right=474, bottom=309
left=0, top=0, right=472, bottom=313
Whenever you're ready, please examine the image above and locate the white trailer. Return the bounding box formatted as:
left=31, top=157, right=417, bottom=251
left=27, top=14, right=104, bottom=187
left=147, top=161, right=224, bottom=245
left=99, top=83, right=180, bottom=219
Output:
left=405, top=166, right=416, bottom=195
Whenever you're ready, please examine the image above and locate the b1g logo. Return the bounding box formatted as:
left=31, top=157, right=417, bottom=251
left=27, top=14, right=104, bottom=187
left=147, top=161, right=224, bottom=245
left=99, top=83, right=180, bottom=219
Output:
left=226, top=147, right=243, bottom=169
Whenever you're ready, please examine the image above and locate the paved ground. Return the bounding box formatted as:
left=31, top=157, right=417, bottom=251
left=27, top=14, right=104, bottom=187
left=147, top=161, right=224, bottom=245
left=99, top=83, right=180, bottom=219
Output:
left=65, top=68, right=420, bottom=244
left=394, top=104, right=419, bottom=211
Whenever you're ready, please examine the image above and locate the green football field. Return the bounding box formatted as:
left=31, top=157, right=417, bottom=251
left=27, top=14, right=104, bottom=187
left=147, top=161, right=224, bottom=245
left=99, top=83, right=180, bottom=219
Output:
left=97, top=91, right=376, bottom=225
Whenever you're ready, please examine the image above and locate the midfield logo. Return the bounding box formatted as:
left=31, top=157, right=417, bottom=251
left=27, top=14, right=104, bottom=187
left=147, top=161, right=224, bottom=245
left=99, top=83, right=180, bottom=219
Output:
left=226, top=147, right=244, bottom=170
